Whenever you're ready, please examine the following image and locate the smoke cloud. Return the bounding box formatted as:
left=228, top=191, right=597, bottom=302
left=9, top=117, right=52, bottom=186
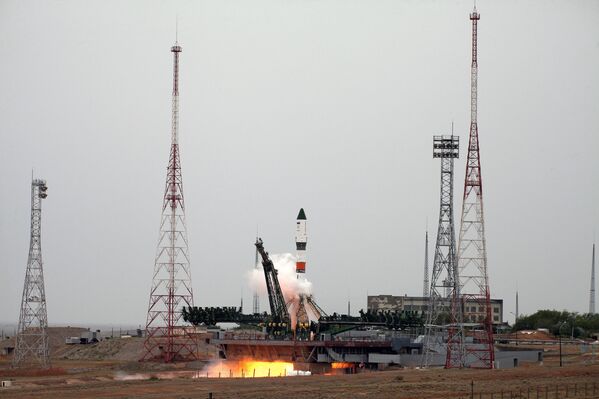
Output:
left=248, top=253, right=313, bottom=305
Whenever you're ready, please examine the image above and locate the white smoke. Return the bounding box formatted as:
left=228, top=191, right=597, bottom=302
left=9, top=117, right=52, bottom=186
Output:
left=248, top=253, right=312, bottom=306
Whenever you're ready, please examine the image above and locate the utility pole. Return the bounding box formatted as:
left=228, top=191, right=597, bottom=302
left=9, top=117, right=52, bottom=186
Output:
left=558, top=321, right=566, bottom=367
left=13, top=178, right=50, bottom=368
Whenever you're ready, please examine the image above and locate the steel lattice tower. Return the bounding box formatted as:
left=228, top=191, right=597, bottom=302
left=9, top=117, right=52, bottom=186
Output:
left=422, top=134, right=464, bottom=368
left=141, top=41, right=197, bottom=362
left=455, top=6, right=495, bottom=368
left=13, top=178, right=50, bottom=368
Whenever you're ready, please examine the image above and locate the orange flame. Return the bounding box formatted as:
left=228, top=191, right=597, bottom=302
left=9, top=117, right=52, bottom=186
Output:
left=199, top=359, right=295, bottom=378
left=331, top=362, right=354, bottom=369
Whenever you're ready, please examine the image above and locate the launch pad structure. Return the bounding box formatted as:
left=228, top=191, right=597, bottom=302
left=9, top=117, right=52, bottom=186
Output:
left=197, top=229, right=538, bottom=373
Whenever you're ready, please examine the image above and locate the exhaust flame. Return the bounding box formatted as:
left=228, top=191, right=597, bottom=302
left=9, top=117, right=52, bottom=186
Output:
left=197, top=359, right=300, bottom=378
left=331, top=362, right=354, bottom=369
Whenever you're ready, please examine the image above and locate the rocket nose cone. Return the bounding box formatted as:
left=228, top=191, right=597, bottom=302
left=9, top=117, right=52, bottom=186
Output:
left=297, top=208, right=307, bottom=220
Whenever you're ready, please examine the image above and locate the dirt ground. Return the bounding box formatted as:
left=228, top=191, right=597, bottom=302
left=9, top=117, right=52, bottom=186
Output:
left=0, top=344, right=598, bottom=399
left=0, top=362, right=598, bottom=399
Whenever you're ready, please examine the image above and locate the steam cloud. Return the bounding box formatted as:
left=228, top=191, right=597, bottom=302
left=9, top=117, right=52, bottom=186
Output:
left=248, top=253, right=313, bottom=305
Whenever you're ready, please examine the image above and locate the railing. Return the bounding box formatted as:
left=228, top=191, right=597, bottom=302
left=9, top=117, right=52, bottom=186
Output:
left=457, top=382, right=598, bottom=399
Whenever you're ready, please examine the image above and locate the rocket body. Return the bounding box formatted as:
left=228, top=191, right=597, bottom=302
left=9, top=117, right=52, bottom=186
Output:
left=295, top=208, right=307, bottom=274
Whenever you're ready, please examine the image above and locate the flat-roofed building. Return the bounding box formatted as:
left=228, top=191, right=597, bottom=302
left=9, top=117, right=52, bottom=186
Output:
left=367, top=295, right=504, bottom=324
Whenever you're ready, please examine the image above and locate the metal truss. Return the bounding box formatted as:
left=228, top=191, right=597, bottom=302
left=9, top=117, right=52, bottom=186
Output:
left=141, top=42, right=197, bottom=363
left=455, top=7, right=495, bottom=369
left=13, top=178, right=50, bottom=368
left=422, top=135, right=464, bottom=368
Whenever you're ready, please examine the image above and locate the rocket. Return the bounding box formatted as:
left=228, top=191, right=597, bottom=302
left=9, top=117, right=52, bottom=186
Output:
left=295, top=208, right=307, bottom=274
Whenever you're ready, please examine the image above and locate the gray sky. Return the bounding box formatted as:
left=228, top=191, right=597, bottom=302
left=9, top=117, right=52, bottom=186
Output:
left=1, top=0, right=598, bottom=327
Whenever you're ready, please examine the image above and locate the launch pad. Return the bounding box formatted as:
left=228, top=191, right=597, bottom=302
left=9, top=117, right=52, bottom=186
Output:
left=183, top=209, right=427, bottom=373
left=211, top=331, right=421, bottom=374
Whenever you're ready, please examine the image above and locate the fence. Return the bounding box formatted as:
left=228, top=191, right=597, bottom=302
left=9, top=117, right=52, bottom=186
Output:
left=458, top=382, right=599, bottom=399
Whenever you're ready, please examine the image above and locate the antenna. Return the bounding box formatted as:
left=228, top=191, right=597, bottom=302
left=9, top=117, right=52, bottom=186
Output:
left=591, top=242, right=596, bottom=314
left=175, top=15, right=178, bottom=44
left=515, top=290, right=519, bottom=323
left=423, top=230, right=429, bottom=297
left=252, top=227, right=260, bottom=314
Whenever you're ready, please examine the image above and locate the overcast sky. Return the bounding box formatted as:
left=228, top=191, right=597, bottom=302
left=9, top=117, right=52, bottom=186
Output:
left=1, top=0, right=598, bottom=328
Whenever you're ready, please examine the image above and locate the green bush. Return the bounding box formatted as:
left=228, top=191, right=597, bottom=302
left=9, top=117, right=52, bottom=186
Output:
left=512, top=309, right=599, bottom=338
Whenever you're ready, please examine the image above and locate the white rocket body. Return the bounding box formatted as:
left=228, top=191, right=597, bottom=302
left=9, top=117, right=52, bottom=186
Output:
left=295, top=208, right=307, bottom=274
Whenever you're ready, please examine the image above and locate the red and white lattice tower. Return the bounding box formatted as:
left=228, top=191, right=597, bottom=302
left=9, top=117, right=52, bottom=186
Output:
left=141, top=40, right=197, bottom=362
left=455, top=6, right=494, bottom=368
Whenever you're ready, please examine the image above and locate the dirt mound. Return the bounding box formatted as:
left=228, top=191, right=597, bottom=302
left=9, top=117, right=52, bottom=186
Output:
left=47, top=327, right=88, bottom=350
left=1, top=327, right=88, bottom=355
left=57, top=337, right=144, bottom=361
left=3, top=327, right=218, bottom=364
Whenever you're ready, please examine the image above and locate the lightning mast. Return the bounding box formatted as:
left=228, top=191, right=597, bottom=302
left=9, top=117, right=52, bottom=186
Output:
left=455, top=6, right=495, bottom=368
left=423, top=231, right=429, bottom=297
left=13, top=178, right=50, bottom=368
left=141, top=40, right=197, bottom=362
left=590, top=243, right=596, bottom=314
left=253, top=239, right=260, bottom=314
left=516, top=291, right=519, bottom=322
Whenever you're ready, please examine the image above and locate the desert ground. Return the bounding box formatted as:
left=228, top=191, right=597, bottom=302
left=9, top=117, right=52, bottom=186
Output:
left=1, top=328, right=598, bottom=398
